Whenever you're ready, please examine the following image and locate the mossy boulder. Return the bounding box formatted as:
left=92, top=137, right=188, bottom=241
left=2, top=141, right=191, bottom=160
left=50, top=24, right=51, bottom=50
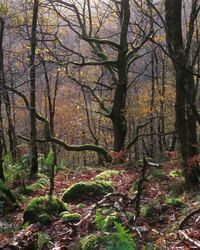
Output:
left=61, top=213, right=81, bottom=223
left=62, top=181, right=114, bottom=202
left=23, top=195, right=68, bottom=224
left=95, top=170, right=124, bottom=181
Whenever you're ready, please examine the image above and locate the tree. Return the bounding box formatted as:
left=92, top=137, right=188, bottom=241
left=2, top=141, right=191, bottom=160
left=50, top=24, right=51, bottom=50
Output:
left=29, top=0, right=39, bottom=178
left=165, top=0, right=200, bottom=185
left=49, top=0, right=152, bottom=153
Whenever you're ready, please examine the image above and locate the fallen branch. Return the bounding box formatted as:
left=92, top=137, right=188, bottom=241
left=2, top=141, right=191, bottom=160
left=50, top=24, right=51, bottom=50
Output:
left=179, top=207, right=200, bottom=230
left=178, top=230, right=200, bottom=248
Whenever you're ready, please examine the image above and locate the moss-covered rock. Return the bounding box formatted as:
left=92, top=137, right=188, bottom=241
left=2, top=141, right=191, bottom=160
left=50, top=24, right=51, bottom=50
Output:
left=62, top=181, right=114, bottom=202
left=38, top=213, right=52, bottom=225
left=80, top=234, right=103, bottom=250
left=23, top=195, right=68, bottom=224
left=62, top=213, right=81, bottom=223
left=95, top=170, right=124, bottom=181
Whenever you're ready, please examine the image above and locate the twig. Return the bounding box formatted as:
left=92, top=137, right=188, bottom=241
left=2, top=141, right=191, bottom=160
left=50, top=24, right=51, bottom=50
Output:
left=179, top=207, right=200, bottom=230
left=178, top=230, right=200, bottom=248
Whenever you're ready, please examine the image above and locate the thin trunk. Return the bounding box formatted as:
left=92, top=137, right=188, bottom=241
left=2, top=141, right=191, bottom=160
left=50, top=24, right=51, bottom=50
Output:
left=0, top=17, right=5, bottom=181
left=29, top=0, right=39, bottom=178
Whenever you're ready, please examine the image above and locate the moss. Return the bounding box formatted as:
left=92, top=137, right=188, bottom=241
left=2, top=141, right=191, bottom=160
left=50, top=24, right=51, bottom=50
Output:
left=59, top=211, right=71, bottom=217
left=150, top=169, right=168, bottom=180
left=95, top=170, right=124, bottom=181
left=80, top=234, right=103, bottom=250
left=141, top=204, right=158, bottom=220
left=38, top=213, right=52, bottom=225
left=62, top=181, right=114, bottom=202
left=77, top=203, right=87, bottom=209
left=169, top=181, right=185, bottom=196
left=62, top=213, right=81, bottom=223
left=165, top=197, right=184, bottom=207
left=23, top=195, right=68, bottom=223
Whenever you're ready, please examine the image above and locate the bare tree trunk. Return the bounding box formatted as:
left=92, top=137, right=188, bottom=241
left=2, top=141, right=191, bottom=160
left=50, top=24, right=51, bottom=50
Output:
left=0, top=17, right=5, bottom=181
left=29, top=0, right=39, bottom=178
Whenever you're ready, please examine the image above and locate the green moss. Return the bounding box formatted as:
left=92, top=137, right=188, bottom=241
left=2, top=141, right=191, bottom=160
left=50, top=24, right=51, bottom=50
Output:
left=23, top=195, right=68, bottom=223
left=80, top=234, right=103, bottom=250
left=141, top=204, right=158, bottom=219
left=62, top=181, right=114, bottom=202
left=165, top=197, right=184, bottom=207
left=77, top=203, right=87, bottom=209
left=169, top=181, right=185, bottom=196
left=95, top=170, right=124, bottom=181
left=150, top=169, right=168, bottom=180
left=59, top=211, right=71, bottom=217
left=62, top=213, right=81, bottom=223
left=38, top=213, right=52, bottom=225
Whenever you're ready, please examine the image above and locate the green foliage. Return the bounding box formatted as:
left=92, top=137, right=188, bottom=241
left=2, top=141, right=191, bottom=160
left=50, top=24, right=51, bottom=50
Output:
left=168, top=169, right=182, bottom=177
left=94, top=209, right=136, bottom=250
left=95, top=209, right=120, bottom=232
left=95, top=170, right=124, bottom=181
left=77, top=203, right=87, bottom=209
left=164, top=197, right=184, bottom=207
left=37, top=231, right=53, bottom=250
left=23, top=195, right=68, bottom=224
left=61, top=213, right=81, bottom=223
left=169, top=181, right=185, bottom=196
left=38, top=150, right=54, bottom=175
left=38, top=214, right=52, bottom=225
left=0, top=180, right=18, bottom=208
left=4, top=154, right=30, bottom=184
left=105, top=222, right=136, bottom=250
left=141, top=203, right=158, bottom=220
left=80, top=234, right=103, bottom=250
left=150, top=169, right=168, bottom=180
left=62, top=181, right=114, bottom=202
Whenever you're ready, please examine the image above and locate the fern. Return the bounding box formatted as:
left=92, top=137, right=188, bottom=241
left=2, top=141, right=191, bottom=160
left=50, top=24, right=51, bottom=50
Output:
left=45, top=149, right=54, bottom=166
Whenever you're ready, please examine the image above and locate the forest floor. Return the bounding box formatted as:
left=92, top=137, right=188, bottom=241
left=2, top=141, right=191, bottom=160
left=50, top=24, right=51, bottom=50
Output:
left=0, top=159, right=200, bottom=249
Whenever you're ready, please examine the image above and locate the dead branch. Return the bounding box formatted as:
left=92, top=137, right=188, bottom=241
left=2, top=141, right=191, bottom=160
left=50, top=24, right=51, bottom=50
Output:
left=179, top=207, right=200, bottom=230
left=178, top=230, right=200, bottom=248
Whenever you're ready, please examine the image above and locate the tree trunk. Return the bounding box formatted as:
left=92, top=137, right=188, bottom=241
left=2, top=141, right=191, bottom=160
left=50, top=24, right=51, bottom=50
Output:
left=165, top=0, right=199, bottom=186
left=29, top=0, right=39, bottom=178
left=0, top=17, right=5, bottom=181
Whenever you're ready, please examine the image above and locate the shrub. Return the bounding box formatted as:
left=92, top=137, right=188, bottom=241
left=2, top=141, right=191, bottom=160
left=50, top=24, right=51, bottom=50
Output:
left=23, top=195, right=68, bottom=224
left=62, top=181, right=114, bottom=202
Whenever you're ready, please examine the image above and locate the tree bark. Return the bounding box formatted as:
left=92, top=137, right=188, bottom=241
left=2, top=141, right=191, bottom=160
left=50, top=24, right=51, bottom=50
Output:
left=29, top=0, right=39, bottom=178
left=165, top=0, right=199, bottom=186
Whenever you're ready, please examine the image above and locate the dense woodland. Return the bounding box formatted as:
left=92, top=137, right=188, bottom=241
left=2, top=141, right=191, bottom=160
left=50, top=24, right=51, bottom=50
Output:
left=0, top=0, right=200, bottom=249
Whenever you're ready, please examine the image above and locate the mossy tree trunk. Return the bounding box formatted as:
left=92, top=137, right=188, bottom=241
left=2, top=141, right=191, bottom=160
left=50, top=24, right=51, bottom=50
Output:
left=165, top=0, right=199, bottom=186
